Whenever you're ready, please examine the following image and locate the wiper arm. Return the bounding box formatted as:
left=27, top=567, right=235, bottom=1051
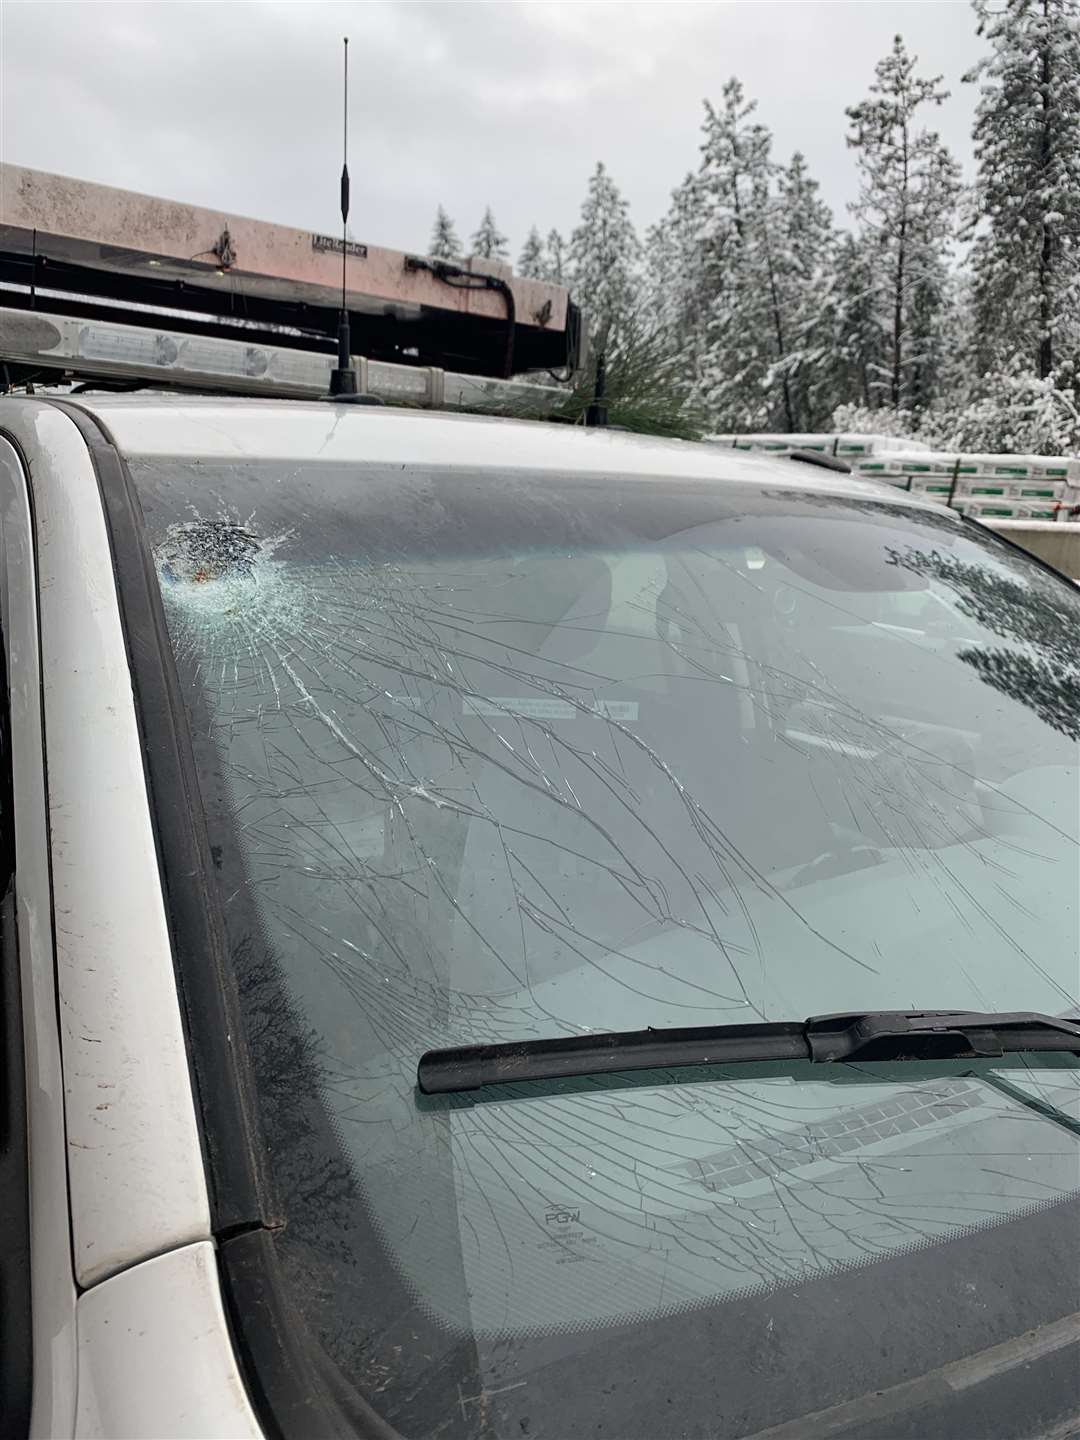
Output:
left=416, top=1010, right=1080, bottom=1095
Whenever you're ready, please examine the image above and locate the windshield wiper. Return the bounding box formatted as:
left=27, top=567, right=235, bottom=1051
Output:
left=416, top=1010, right=1080, bottom=1095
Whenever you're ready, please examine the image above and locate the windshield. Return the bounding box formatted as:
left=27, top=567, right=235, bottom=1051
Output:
left=134, top=457, right=1080, bottom=1439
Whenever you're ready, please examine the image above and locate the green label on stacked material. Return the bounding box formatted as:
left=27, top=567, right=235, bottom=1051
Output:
left=708, top=441, right=1079, bottom=513
left=855, top=450, right=1080, bottom=483
left=707, top=433, right=930, bottom=458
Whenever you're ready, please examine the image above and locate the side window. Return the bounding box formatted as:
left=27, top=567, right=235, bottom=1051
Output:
left=0, top=518, right=32, bottom=1436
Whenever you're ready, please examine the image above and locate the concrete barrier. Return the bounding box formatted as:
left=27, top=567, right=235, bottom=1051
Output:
left=980, top=520, right=1080, bottom=580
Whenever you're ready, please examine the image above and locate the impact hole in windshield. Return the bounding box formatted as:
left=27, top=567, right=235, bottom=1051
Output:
left=156, top=519, right=263, bottom=584
left=152, top=518, right=298, bottom=632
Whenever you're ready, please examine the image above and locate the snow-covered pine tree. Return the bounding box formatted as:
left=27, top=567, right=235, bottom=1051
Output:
left=830, top=232, right=885, bottom=412
left=518, top=226, right=546, bottom=279
left=935, top=267, right=980, bottom=408
left=906, top=253, right=957, bottom=418
left=428, top=206, right=461, bottom=260
left=568, top=162, right=642, bottom=343
left=470, top=208, right=510, bottom=262
left=691, top=82, right=774, bottom=429
left=695, top=117, right=781, bottom=431
left=782, top=153, right=835, bottom=287
left=932, top=363, right=1080, bottom=452
left=543, top=229, right=567, bottom=285
left=965, top=0, right=1080, bottom=378
left=645, top=171, right=708, bottom=368
left=751, top=134, right=800, bottom=431
left=694, top=99, right=840, bottom=431
left=846, top=35, right=961, bottom=412
left=693, top=77, right=759, bottom=326
left=771, top=152, right=841, bottom=429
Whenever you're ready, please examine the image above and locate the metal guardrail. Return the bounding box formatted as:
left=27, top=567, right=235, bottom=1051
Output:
left=982, top=520, right=1080, bottom=579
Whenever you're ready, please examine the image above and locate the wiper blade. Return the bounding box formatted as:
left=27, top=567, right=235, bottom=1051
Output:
left=416, top=1010, right=1080, bottom=1095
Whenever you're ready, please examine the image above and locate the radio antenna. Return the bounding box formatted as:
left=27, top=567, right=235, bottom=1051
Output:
left=328, top=35, right=358, bottom=397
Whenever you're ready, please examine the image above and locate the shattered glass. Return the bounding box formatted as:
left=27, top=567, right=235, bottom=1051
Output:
left=134, top=458, right=1080, bottom=1438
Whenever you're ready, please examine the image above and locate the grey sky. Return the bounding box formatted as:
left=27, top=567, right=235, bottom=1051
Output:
left=2, top=2, right=983, bottom=262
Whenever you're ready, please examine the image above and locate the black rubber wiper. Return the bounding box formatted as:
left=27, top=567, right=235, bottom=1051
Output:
left=416, top=1010, right=1080, bottom=1095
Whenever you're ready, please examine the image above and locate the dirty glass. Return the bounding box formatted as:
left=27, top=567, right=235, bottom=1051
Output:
left=133, top=458, right=1080, bottom=1439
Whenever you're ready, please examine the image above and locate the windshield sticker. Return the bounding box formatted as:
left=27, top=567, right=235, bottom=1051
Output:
left=671, top=1080, right=987, bottom=1193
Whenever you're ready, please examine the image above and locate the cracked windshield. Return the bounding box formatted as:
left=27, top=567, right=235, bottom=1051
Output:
left=137, top=457, right=1080, bottom=1437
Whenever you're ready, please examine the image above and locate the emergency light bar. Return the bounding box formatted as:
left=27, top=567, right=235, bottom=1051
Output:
left=0, top=306, right=568, bottom=415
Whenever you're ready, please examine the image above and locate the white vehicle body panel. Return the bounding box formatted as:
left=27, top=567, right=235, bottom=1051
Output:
left=0, top=401, right=211, bottom=1291
left=74, top=1241, right=263, bottom=1440
left=0, top=435, right=78, bottom=1438
left=76, top=396, right=958, bottom=518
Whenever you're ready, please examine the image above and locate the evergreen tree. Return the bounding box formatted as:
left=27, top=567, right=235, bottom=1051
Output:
left=695, top=119, right=780, bottom=430
left=418, top=20, right=1080, bottom=444
left=830, top=233, right=885, bottom=413
left=471, top=207, right=509, bottom=262
left=965, top=0, right=1080, bottom=378
left=544, top=228, right=568, bottom=285
left=568, top=162, right=642, bottom=342
left=782, top=153, right=835, bottom=284
left=645, top=170, right=716, bottom=402
left=935, top=267, right=981, bottom=407
left=689, top=82, right=769, bottom=428
left=749, top=130, right=798, bottom=430
left=932, top=364, right=1080, bottom=453
left=906, top=254, right=957, bottom=416
left=693, top=77, right=761, bottom=331
left=518, top=226, right=546, bottom=279
left=536, top=308, right=707, bottom=439
left=428, top=205, right=461, bottom=261
left=771, top=152, right=841, bottom=429
left=846, top=35, right=961, bottom=411
left=693, top=99, right=840, bottom=431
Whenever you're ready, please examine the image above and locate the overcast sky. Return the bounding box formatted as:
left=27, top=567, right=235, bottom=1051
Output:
left=2, top=2, right=984, bottom=262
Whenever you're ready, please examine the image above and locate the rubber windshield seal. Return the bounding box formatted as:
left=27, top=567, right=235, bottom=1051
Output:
left=42, top=400, right=399, bottom=1440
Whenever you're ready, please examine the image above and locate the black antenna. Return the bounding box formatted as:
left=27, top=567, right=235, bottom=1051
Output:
left=329, top=35, right=358, bottom=397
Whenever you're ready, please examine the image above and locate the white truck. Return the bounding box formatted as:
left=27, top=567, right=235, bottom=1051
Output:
left=1, top=171, right=1080, bottom=1440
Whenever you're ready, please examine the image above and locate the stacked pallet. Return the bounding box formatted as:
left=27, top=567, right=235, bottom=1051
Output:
left=706, top=433, right=1080, bottom=519
left=706, top=433, right=929, bottom=458
left=851, top=452, right=1080, bottom=520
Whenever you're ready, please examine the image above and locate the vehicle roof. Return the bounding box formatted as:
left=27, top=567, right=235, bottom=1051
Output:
left=57, top=394, right=954, bottom=513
